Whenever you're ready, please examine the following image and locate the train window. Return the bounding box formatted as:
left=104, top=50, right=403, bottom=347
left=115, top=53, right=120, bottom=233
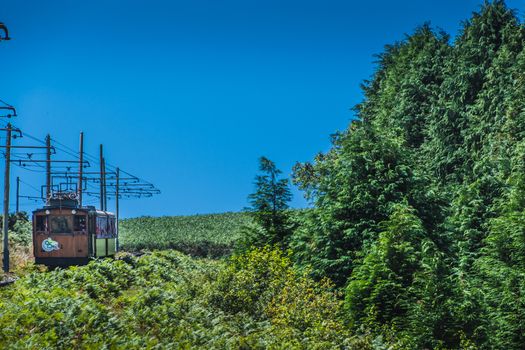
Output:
left=96, top=216, right=116, bottom=238
left=96, top=216, right=107, bottom=236
left=109, top=218, right=115, bottom=235
left=74, top=215, right=86, bottom=231
left=35, top=215, right=47, bottom=231
left=50, top=215, right=72, bottom=234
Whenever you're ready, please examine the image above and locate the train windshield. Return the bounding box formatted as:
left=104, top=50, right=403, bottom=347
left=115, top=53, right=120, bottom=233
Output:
left=49, top=215, right=72, bottom=234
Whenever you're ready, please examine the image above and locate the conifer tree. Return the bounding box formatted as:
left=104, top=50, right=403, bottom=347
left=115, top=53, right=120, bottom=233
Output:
left=245, top=157, right=293, bottom=247
left=472, top=141, right=525, bottom=348
left=285, top=1, right=525, bottom=347
left=344, top=204, right=425, bottom=329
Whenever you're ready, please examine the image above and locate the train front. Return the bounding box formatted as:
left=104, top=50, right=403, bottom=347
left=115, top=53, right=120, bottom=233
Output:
left=32, top=192, right=116, bottom=267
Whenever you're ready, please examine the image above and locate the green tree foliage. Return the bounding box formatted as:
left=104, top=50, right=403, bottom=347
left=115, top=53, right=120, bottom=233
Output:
left=0, top=212, right=32, bottom=246
left=244, top=157, right=294, bottom=248
left=8, top=216, right=32, bottom=247
left=292, top=121, right=444, bottom=286
left=286, top=1, right=525, bottom=348
left=0, top=211, right=29, bottom=232
left=472, top=141, right=525, bottom=349
left=358, top=24, right=450, bottom=150
left=345, top=204, right=425, bottom=329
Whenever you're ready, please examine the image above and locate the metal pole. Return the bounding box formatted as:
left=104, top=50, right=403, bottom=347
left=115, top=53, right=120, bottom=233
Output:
left=116, top=167, right=119, bottom=252
left=15, top=176, right=19, bottom=213
left=78, top=132, right=84, bottom=207
left=46, top=134, right=51, bottom=203
left=3, top=123, right=12, bottom=272
left=99, top=144, right=104, bottom=210
left=103, top=158, right=107, bottom=211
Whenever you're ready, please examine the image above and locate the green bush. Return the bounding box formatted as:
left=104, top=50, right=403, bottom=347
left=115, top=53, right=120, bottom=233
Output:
left=0, top=249, right=371, bottom=349
left=8, top=219, right=32, bottom=247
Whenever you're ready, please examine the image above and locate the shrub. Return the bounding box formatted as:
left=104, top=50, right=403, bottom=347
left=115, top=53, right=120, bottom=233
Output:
left=0, top=249, right=370, bottom=349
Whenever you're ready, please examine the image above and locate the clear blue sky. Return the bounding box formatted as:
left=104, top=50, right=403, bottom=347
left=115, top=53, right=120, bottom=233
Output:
left=1, top=0, right=522, bottom=217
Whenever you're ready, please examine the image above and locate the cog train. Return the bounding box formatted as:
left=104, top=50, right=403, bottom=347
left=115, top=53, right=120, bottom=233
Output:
left=32, top=192, right=117, bottom=267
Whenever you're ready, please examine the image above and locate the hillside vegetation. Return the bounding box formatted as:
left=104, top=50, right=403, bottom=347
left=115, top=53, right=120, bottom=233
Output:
left=276, top=1, right=525, bottom=348
left=119, top=212, right=251, bottom=257
left=0, top=249, right=375, bottom=349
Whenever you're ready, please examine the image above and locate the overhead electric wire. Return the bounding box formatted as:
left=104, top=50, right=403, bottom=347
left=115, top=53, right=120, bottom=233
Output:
left=0, top=99, right=14, bottom=108
left=50, top=136, right=152, bottom=184
left=51, top=136, right=156, bottom=188
left=19, top=178, right=42, bottom=194
left=27, top=132, right=150, bottom=187
left=1, top=120, right=160, bottom=206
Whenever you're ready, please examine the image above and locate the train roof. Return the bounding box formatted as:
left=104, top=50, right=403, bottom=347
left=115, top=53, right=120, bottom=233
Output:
left=33, top=206, right=115, bottom=217
left=94, top=210, right=116, bottom=217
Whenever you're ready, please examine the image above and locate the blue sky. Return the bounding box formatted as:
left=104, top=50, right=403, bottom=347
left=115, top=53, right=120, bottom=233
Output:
left=1, top=0, right=523, bottom=217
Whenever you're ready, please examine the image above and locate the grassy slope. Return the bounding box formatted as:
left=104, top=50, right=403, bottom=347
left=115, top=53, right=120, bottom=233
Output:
left=119, top=212, right=252, bottom=257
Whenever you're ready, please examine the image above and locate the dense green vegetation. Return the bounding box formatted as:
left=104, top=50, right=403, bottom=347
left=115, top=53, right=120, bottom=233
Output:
left=275, top=1, right=525, bottom=348
left=0, top=248, right=377, bottom=349
left=0, top=212, right=33, bottom=279
left=0, top=212, right=32, bottom=247
left=119, top=212, right=251, bottom=257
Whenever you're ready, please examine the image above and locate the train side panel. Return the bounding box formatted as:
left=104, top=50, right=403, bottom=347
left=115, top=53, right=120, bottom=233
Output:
left=92, top=211, right=117, bottom=258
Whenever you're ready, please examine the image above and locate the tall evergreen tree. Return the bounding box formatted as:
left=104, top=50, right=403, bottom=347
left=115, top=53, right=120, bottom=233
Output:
left=292, top=123, right=441, bottom=286
left=344, top=204, right=426, bottom=330
left=291, top=24, right=449, bottom=286
left=286, top=1, right=525, bottom=348
left=245, top=157, right=293, bottom=247
left=472, top=141, right=525, bottom=348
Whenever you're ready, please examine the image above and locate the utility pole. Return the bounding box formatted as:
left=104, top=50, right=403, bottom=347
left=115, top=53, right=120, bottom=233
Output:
left=103, top=158, right=107, bottom=211
left=78, top=132, right=84, bottom=207
left=116, top=167, right=119, bottom=252
left=46, top=134, right=51, bottom=202
left=15, top=177, right=19, bottom=213
left=1, top=25, right=11, bottom=272
left=99, top=144, right=104, bottom=210
left=2, top=123, right=12, bottom=272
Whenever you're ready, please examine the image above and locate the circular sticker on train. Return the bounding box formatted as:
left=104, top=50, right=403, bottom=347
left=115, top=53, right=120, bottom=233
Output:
left=42, top=238, right=60, bottom=252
